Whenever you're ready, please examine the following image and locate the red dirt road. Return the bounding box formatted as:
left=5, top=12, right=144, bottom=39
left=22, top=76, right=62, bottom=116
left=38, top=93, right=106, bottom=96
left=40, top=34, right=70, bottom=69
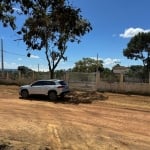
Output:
left=0, top=85, right=150, bottom=150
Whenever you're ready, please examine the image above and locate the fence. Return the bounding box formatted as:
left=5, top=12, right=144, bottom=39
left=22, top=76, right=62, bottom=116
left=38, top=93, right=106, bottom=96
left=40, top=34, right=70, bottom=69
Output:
left=1, top=70, right=149, bottom=83
left=0, top=70, right=150, bottom=95
left=98, top=81, right=150, bottom=95
left=0, top=71, right=46, bottom=85
left=98, top=72, right=150, bottom=95
left=66, top=72, right=97, bottom=91
left=0, top=70, right=98, bottom=90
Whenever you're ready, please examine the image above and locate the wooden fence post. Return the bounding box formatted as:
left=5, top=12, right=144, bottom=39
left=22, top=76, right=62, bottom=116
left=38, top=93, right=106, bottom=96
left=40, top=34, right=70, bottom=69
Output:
left=32, top=71, right=35, bottom=80
left=65, top=72, right=69, bottom=85
left=120, top=73, right=124, bottom=83
left=18, top=71, right=21, bottom=80
left=6, top=72, right=9, bottom=80
left=96, top=71, right=100, bottom=90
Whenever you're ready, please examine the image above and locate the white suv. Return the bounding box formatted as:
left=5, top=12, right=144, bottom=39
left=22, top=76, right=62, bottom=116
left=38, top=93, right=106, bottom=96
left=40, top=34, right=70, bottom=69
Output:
left=19, top=79, right=70, bottom=100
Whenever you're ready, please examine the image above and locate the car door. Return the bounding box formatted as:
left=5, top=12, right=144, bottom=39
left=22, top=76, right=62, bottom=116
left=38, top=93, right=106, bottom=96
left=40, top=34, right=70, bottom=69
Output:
left=41, top=81, right=56, bottom=95
left=30, top=81, right=45, bottom=94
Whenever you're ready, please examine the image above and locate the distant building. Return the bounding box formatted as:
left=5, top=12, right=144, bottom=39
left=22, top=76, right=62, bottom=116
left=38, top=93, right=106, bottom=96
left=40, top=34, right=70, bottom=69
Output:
left=113, top=66, right=129, bottom=74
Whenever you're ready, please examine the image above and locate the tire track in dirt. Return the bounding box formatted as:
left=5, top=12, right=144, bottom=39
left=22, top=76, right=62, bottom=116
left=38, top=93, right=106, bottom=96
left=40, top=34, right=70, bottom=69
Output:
left=47, top=124, right=62, bottom=149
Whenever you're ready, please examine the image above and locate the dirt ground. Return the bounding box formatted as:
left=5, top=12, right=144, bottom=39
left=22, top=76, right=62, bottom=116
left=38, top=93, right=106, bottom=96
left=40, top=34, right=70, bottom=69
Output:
left=0, top=85, right=150, bottom=150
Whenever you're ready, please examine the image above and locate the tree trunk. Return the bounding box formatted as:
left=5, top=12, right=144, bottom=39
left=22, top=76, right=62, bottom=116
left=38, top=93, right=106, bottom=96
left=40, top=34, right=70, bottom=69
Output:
left=45, top=41, right=52, bottom=79
left=50, top=69, right=55, bottom=79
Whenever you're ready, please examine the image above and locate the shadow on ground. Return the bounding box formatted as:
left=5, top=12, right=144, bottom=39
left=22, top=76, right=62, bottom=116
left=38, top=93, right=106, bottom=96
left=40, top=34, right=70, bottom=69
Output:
left=19, top=91, right=108, bottom=104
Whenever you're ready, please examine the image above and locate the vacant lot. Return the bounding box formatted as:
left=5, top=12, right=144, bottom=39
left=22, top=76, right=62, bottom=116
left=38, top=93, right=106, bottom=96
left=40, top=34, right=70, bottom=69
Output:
left=0, top=85, right=150, bottom=150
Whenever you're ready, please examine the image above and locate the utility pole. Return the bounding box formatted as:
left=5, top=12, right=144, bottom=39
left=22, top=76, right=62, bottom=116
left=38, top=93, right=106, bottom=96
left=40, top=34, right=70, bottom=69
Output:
left=147, top=43, right=150, bottom=84
left=38, top=64, right=39, bottom=79
left=1, top=39, right=4, bottom=77
left=96, top=53, right=99, bottom=72
left=38, top=64, right=39, bottom=72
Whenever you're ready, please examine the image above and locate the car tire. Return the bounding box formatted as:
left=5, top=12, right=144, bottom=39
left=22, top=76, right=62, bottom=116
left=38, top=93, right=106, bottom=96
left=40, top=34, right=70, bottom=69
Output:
left=21, top=90, right=29, bottom=99
left=48, top=91, right=57, bottom=101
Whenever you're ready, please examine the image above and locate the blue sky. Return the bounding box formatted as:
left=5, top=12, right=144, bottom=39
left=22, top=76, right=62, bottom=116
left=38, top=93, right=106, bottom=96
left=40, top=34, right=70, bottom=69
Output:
left=0, top=0, right=150, bottom=71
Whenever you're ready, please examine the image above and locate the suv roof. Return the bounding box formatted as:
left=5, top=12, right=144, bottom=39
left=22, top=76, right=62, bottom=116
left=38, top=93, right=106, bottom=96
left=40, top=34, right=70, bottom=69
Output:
left=35, top=79, right=63, bottom=82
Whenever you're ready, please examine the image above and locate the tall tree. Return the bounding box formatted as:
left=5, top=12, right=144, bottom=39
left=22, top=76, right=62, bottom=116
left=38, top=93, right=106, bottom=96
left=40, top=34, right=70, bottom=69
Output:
left=72, top=58, right=103, bottom=72
left=18, top=0, right=92, bottom=78
left=123, top=32, right=150, bottom=71
left=0, top=0, right=92, bottom=78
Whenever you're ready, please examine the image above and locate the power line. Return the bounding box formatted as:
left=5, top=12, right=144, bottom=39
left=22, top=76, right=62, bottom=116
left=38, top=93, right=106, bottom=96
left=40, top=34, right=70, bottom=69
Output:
left=3, top=50, right=26, bottom=57
left=1, top=39, right=4, bottom=73
left=3, top=50, right=75, bottom=62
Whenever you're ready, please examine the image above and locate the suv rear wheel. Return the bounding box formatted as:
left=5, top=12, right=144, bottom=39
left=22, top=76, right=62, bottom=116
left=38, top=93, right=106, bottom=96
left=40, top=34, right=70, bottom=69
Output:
left=21, top=90, right=29, bottom=99
left=48, top=91, right=57, bottom=101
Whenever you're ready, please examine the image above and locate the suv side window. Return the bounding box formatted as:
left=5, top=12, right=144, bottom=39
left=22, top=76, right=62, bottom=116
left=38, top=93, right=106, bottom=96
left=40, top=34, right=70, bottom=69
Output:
left=46, top=81, right=56, bottom=85
left=39, top=81, right=56, bottom=85
left=32, top=81, right=45, bottom=86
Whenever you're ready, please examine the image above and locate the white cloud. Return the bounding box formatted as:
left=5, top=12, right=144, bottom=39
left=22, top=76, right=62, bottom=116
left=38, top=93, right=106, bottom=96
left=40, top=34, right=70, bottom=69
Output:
left=90, top=57, right=121, bottom=69
left=103, top=58, right=121, bottom=68
left=120, top=27, right=150, bottom=38
left=30, top=55, right=40, bottom=59
left=3, top=62, right=19, bottom=69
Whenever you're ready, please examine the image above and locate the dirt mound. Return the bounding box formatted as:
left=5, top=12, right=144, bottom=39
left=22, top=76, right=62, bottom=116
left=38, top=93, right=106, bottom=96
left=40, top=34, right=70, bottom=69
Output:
left=66, top=90, right=108, bottom=104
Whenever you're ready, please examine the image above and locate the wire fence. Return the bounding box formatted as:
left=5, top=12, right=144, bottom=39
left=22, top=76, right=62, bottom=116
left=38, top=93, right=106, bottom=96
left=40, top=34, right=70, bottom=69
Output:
left=0, top=70, right=149, bottom=85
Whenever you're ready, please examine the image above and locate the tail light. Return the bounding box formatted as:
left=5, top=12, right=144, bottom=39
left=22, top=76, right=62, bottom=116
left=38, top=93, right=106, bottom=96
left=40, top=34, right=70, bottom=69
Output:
left=57, top=86, right=64, bottom=88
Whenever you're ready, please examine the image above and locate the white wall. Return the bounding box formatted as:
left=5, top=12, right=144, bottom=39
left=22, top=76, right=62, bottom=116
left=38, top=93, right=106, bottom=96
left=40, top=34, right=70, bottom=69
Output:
left=98, top=81, right=150, bottom=95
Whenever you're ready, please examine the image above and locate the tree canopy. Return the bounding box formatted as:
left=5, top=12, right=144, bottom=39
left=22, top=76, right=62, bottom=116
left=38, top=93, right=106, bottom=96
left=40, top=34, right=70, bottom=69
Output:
left=0, top=0, right=67, bottom=29
left=72, top=57, right=103, bottom=72
left=123, top=32, right=150, bottom=70
left=0, top=0, right=16, bottom=29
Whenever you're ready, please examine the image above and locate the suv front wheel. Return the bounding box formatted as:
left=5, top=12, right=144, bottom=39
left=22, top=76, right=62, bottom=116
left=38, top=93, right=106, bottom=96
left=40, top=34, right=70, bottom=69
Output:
left=21, top=90, right=29, bottom=99
left=48, top=91, right=57, bottom=101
